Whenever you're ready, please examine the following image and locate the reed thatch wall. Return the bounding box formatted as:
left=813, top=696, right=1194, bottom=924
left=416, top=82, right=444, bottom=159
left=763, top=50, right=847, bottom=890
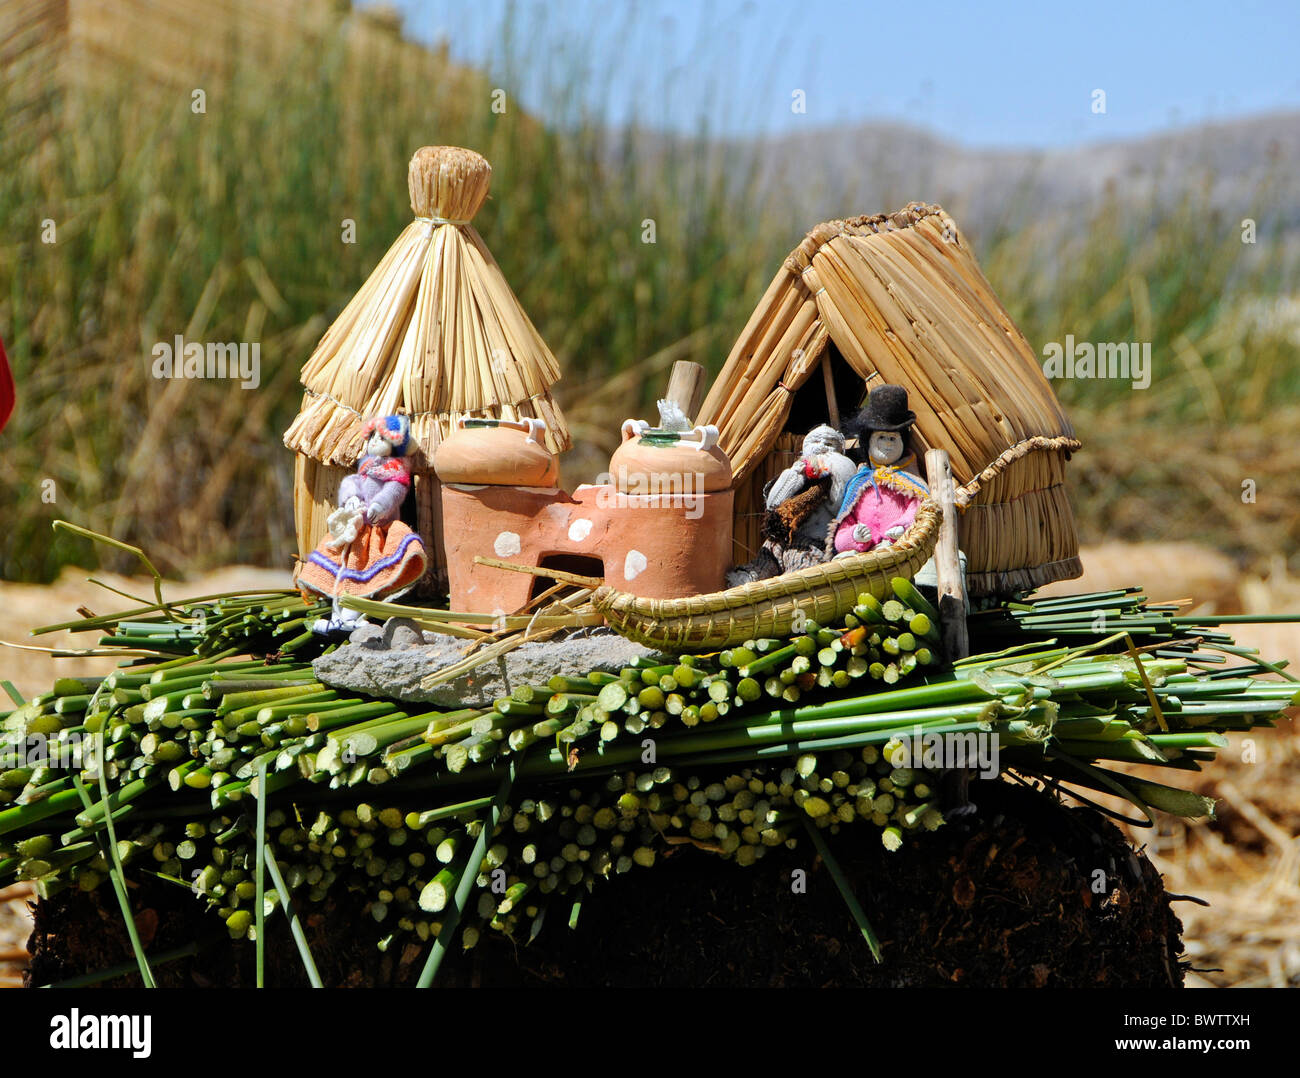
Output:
left=698, top=203, right=1082, bottom=597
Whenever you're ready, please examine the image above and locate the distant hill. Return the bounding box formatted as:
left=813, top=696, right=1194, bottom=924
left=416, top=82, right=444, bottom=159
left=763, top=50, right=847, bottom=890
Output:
left=11, top=0, right=1290, bottom=245
left=736, top=111, right=1300, bottom=245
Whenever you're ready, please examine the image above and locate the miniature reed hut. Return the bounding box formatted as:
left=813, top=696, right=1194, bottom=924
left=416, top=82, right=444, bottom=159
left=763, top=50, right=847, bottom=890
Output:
left=283, top=146, right=571, bottom=592
left=697, top=203, right=1082, bottom=597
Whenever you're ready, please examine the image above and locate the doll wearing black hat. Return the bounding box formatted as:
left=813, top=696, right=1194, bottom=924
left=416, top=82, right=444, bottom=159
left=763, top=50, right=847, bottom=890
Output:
left=828, top=385, right=929, bottom=558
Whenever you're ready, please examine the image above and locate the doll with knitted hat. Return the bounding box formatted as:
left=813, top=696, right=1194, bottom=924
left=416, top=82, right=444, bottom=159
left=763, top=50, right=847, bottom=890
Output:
left=295, top=414, right=429, bottom=632
left=725, top=423, right=858, bottom=586
left=829, top=385, right=929, bottom=558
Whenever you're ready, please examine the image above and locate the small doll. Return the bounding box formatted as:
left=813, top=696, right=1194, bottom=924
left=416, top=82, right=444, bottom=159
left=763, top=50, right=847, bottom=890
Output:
left=829, top=386, right=929, bottom=558
left=294, top=414, right=429, bottom=632
left=726, top=424, right=857, bottom=586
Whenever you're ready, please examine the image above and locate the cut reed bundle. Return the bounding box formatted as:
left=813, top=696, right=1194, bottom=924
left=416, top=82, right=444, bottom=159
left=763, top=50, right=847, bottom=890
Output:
left=697, top=204, right=1082, bottom=597
left=283, top=146, right=571, bottom=588
left=8, top=578, right=1297, bottom=974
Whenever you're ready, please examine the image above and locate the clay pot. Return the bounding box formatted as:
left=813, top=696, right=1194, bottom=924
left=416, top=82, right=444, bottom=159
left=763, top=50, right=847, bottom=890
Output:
left=434, top=418, right=559, bottom=487
left=608, top=421, right=732, bottom=496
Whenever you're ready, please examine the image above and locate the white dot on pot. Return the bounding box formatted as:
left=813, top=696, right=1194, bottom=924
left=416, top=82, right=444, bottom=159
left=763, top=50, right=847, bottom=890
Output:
left=568, top=518, right=593, bottom=542
left=494, top=531, right=522, bottom=557
left=624, top=549, right=648, bottom=580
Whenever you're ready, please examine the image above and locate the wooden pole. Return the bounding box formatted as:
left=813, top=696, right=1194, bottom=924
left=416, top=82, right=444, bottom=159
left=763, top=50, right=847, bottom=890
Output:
left=820, top=354, right=840, bottom=429
left=664, top=361, right=705, bottom=423
left=924, top=448, right=968, bottom=660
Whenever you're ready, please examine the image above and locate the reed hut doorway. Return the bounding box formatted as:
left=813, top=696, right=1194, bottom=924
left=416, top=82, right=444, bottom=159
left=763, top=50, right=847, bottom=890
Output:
left=784, top=342, right=869, bottom=436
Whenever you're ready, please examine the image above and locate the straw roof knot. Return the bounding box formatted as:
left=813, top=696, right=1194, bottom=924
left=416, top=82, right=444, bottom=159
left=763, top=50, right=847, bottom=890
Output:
left=782, top=203, right=961, bottom=280
left=408, top=145, right=491, bottom=221
left=415, top=214, right=472, bottom=229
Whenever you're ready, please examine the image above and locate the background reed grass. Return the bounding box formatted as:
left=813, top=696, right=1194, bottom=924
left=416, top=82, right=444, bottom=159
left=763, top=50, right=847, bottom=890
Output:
left=0, top=1, right=1297, bottom=584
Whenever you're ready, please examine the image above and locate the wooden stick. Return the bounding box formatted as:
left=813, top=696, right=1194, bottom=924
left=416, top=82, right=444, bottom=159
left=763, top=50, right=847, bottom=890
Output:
left=925, top=448, right=968, bottom=659
left=664, top=360, right=706, bottom=423
left=820, top=353, right=840, bottom=428
left=472, top=555, right=604, bottom=588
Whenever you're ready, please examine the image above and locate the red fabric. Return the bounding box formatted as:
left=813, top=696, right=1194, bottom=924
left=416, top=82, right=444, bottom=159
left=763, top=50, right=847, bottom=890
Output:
left=802, top=456, right=833, bottom=480
left=357, top=455, right=411, bottom=485
left=0, top=336, right=13, bottom=433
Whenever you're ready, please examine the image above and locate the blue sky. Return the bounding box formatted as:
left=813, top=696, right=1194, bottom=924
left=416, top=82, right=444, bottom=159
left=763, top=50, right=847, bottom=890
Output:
left=378, top=0, right=1300, bottom=148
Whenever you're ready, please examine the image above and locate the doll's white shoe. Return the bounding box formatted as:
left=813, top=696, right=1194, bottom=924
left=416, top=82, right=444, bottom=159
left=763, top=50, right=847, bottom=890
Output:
left=312, top=601, right=368, bottom=635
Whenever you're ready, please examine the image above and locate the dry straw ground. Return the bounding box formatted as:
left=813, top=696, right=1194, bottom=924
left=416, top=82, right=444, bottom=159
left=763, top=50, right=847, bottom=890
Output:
left=1039, top=545, right=1300, bottom=988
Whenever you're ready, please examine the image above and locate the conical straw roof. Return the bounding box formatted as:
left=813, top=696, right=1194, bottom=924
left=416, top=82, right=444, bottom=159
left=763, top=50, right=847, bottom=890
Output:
left=284, top=146, right=570, bottom=467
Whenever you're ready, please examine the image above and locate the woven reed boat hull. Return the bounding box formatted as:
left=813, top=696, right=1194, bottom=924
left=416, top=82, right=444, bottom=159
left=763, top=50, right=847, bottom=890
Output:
left=591, top=500, right=941, bottom=651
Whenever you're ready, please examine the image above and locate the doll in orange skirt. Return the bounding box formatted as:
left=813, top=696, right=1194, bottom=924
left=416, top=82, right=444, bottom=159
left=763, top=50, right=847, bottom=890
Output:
left=295, top=414, right=428, bottom=633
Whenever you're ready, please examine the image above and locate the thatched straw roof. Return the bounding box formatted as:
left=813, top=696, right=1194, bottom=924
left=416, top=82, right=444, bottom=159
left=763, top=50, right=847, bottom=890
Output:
left=284, top=146, right=570, bottom=468
left=699, top=203, right=1082, bottom=596
left=700, top=202, right=1078, bottom=484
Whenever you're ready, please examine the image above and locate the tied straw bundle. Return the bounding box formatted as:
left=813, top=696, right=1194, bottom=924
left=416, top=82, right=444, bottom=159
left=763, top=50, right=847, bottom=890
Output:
left=283, top=146, right=570, bottom=469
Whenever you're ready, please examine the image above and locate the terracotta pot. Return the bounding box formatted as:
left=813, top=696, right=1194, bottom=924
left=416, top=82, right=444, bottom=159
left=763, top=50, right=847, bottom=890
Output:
left=434, top=418, right=559, bottom=487
left=608, top=421, right=732, bottom=495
